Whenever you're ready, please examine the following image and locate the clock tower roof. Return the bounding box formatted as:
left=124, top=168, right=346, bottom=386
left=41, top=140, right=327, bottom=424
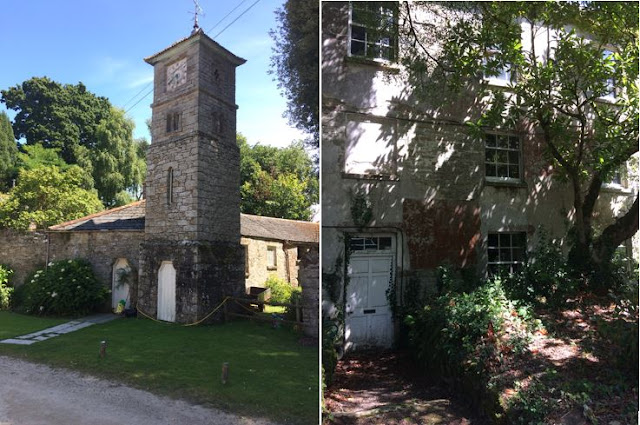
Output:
left=144, top=28, right=246, bottom=67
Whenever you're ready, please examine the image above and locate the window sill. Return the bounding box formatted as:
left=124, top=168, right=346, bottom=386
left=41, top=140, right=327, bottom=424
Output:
left=483, top=78, right=514, bottom=90
left=601, top=183, right=632, bottom=194
left=267, top=267, right=277, bottom=271
left=485, top=178, right=527, bottom=189
left=342, top=172, right=399, bottom=181
left=345, top=56, right=400, bottom=73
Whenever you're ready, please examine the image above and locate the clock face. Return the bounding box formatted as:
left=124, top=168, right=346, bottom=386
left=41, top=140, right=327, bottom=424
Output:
left=166, top=58, right=187, bottom=91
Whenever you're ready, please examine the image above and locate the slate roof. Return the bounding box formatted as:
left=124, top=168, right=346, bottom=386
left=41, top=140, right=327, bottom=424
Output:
left=48, top=200, right=318, bottom=244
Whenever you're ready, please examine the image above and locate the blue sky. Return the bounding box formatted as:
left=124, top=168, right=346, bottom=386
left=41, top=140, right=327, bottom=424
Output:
left=0, top=0, right=306, bottom=148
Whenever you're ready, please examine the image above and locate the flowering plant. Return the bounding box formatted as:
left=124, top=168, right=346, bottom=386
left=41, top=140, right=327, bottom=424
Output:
left=21, top=259, right=108, bottom=316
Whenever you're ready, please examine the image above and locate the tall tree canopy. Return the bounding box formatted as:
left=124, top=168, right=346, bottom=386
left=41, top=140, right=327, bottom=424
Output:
left=1, top=77, right=146, bottom=206
left=0, top=111, right=17, bottom=191
left=238, top=133, right=318, bottom=221
left=0, top=165, right=103, bottom=231
left=400, top=2, right=638, bottom=280
left=270, top=0, right=319, bottom=150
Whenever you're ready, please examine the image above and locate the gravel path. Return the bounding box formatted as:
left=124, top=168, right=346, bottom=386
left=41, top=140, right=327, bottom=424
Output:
left=0, top=356, right=278, bottom=425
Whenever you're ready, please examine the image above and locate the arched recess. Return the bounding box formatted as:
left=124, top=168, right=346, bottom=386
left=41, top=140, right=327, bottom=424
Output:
left=112, top=258, right=132, bottom=310
left=157, top=261, right=176, bottom=322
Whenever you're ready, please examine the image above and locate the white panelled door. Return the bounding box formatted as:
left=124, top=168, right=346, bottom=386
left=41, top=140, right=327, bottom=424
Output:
left=345, top=254, right=394, bottom=351
left=112, top=258, right=131, bottom=310
left=157, top=261, right=176, bottom=322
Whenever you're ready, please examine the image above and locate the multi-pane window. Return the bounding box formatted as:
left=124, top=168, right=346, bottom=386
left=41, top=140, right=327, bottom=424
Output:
left=487, top=232, right=526, bottom=275
left=267, top=246, right=277, bottom=270
left=349, top=236, right=392, bottom=252
left=349, top=2, right=397, bottom=61
left=485, top=133, right=521, bottom=180
left=166, top=112, right=181, bottom=133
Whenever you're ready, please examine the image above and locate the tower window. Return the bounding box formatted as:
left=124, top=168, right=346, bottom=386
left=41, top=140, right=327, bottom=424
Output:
left=166, top=112, right=181, bottom=133
left=167, top=167, right=174, bottom=205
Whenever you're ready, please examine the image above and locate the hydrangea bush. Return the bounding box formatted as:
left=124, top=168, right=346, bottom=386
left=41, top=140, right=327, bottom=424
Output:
left=21, top=259, right=108, bottom=316
left=0, top=265, right=13, bottom=310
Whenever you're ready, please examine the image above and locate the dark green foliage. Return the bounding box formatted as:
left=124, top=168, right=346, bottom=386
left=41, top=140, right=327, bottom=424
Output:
left=270, top=0, right=319, bottom=149
left=350, top=189, right=372, bottom=228
left=0, top=111, right=17, bottom=191
left=1, top=77, right=146, bottom=206
left=407, top=279, right=540, bottom=377
left=1, top=77, right=111, bottom=163
left=238, top=134, right=317, bottom=220
left=17, top=259, right=107, bottom=316
left=504, top=232, right=578, bottom=307
left=0, top=265, right=13, bottom=310
left=598, top=280, right=639, bottom=376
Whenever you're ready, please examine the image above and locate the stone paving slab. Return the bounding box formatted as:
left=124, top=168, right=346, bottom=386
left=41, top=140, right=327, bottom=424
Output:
left=0, top=314, right=119, bottom=345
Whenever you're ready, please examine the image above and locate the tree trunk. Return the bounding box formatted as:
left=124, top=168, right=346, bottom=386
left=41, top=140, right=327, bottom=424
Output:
left=592, top=195, right=639, bottom=267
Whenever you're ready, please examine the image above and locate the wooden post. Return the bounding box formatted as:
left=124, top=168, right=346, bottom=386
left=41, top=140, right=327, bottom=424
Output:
left=99, top=340, right=107, bottom=358
left=221, top=362, right=229, bottom=384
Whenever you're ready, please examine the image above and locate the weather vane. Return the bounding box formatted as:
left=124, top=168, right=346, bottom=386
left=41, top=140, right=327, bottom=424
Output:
left=190, top=0, right=204, bottom=33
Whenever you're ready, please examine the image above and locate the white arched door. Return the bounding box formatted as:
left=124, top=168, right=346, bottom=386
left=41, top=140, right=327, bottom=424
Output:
left=112, top=258, right=131, bottom=310
left=157, top=261, right=176, bottom=322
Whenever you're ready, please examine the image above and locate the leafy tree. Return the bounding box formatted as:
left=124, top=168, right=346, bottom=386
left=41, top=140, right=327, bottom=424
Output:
left=1, top=77, right=145, bottom=206
left=0, top=111, right=17, bottom=190
left=270, top=0, right=319, bottom=150
left=92, top=108, right=144, bottom=206
left=400, top=2, right=638, bottom=280
left=1, top=77, right=111, bottom=163
left=16, top=144, right=68, bottom=171
left=0, top=165, right=103, bottom=230
left=238, top=133, right=317, bottom=220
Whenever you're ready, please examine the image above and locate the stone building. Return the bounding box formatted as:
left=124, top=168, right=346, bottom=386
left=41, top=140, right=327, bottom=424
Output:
left=0, top=28, right=319, bottom=334
left=321, top=2, right=637, bottom=352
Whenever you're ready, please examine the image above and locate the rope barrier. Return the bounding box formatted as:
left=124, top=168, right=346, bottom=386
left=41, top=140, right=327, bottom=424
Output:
left=134, top=296, right=230, bottom=327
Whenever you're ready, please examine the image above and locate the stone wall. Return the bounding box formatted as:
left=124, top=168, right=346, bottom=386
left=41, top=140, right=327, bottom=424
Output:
left=299, top=245, right=319, bottom=338
left=0, top=230, right=47, bottom=286
left=48, top=231, right=144, bottom=302
left=241, top=237, right=299, bottom=290
left=138, top=240, right=245, bottom=323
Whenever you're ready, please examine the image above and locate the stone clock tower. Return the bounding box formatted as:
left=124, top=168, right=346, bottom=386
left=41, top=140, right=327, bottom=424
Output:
left=137, top=28, right=246, bottom=323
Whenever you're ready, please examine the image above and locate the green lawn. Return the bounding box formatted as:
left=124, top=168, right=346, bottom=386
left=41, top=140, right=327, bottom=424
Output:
left=0, top=315, right=319, bottom=424
left=0, top=311, right=67, bottom=339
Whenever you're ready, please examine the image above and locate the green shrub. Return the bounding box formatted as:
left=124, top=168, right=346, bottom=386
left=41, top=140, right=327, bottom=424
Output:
left=265, top=275, right=294, bottom=304
left=19, top=259, right=108, bottom=316
left=504, top=231, right=578, bottom=306
left=0, top=265, right=13, bottom=310
left=408, top=278, right=540, bottom=377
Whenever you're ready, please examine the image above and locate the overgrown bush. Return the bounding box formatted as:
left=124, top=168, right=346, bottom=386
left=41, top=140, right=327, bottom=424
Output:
left=504, top=232, right=578, bottom=307
left=265, top=275, right=295, bottom=304
left=407, top=278, right=541, bottom=377
left=17, top=259, right=108, bottom=316
left=598, top=280, right=639, bottom=376
left=0, top=265, right=13, bottom=310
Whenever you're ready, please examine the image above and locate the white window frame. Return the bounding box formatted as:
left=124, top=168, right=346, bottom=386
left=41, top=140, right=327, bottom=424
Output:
left=484, top=132, right=523, bottom=183
left=348, top=2, right=398, bottom=62
left=487, top=232, right=527, bottom=275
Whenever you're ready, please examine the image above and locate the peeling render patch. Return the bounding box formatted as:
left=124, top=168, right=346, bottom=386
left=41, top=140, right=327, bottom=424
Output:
left=403, top=199, right=481, bottom=269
